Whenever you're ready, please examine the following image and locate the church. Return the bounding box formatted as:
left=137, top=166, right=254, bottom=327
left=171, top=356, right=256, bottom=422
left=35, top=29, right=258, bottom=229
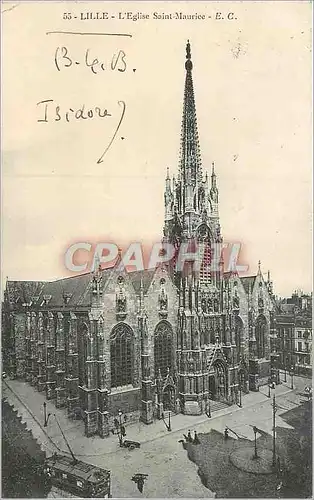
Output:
left=2, top=42, right=278, bottom=438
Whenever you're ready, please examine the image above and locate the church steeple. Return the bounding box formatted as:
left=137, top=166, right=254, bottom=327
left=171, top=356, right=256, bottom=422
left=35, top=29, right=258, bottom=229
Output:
left=163, top=42, right=221, bottom=249
left=179, top=40, right=202, bottom=211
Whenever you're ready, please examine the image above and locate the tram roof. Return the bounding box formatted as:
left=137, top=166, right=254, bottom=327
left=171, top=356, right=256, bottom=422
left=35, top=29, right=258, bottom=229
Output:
left=46, top=454, right=110, bottom=483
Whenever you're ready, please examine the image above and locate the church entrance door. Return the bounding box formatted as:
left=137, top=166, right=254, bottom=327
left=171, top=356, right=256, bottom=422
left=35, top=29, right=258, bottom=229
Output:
left=208, top=375, right=216, bottom=400
left=211, top=360, right=227, bottom=402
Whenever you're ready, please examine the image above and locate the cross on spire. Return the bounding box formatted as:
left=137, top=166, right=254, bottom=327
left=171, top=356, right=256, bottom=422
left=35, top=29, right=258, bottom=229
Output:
left=185, top=40, right=193, bottom=70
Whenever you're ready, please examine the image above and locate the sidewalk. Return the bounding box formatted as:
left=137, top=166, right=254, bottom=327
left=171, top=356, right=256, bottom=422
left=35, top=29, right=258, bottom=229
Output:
left=2, top=378, right=296, bottom=458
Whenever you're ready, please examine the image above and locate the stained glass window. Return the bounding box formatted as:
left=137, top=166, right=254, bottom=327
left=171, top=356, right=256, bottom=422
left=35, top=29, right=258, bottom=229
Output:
left=78, top=322, right=88, bottom=386
left=110, top=323, right=134, bottom=388
left=234, top=316, right=243, bottom=354
left=154, top=321, right=173, bottom=377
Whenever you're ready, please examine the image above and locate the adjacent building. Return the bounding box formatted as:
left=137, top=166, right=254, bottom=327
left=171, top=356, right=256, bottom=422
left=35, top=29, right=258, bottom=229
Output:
left=276, top=291, right=312, bottom=378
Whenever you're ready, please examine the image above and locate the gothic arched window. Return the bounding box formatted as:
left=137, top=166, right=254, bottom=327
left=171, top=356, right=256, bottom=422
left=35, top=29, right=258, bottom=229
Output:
left=78, top=322, right=89, bottom=387
left=234, top=316, right=243, bottom=352
left=197, top=225, right=212, bottom=286
left=154, top=321, right=173, bottom=378
left=110, top=323, right=134, bottom=388
left=256, top=315, right=267, bottom=358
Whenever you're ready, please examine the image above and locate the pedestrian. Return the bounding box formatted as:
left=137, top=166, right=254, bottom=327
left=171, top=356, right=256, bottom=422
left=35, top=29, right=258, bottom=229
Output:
left=137, top=478, right=144, bottom=493
left=131, top=474, right=148, bottom=494
left=193, top=431, right=200, bottom=445
left=276, top=480, right=283, bottom=497
left=224, top=427, right=229, bottom=439
left=187, top=430, right=192, bottom=442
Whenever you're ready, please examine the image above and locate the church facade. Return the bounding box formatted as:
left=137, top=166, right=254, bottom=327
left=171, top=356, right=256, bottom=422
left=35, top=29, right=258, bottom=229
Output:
left=2, top=42, right=278, bottom=438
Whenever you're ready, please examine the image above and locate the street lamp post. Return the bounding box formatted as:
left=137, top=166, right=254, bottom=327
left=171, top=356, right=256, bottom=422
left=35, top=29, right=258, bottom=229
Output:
left=270, top=383, right=277, bottom=468
left=290, top=366, right=294, bottom=389
left=206, top=395, right=211, bottom=418
left=43, top=401, right=51, bottom=427
left=252, top=426, right=258, bottom=459
left=167, top=411, right=171, bottom=431
left=268, top=378, right=272, bottom=398
left=161, top=411, right=171, bottom=431
left=238, top=381, right=242, bottom=408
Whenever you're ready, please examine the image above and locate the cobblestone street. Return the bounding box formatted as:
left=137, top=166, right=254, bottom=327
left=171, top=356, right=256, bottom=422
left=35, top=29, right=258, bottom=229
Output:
left=2, top=374, right=311, bottom=497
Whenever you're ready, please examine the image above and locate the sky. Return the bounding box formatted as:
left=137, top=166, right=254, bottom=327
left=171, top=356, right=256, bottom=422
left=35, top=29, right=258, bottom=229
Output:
left=1, top=0, right=312, bottom=297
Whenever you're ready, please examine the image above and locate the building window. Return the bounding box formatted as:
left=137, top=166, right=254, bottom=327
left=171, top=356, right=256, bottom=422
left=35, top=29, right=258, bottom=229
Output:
left=255, top=315, right=267, bottom=358
left=110, top=323, right=134, bottom=388
left=298, top=331, right=302, bottom=338
left=298, top=342, right=302, bottom=352
left=154, top=321, right=173, bottom=377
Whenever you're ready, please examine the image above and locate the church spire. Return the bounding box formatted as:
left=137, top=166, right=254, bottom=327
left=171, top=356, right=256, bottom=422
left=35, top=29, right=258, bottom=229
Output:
left=163, top=42, right=221, bottom=248
left=179, top=40, right=202, bottom=207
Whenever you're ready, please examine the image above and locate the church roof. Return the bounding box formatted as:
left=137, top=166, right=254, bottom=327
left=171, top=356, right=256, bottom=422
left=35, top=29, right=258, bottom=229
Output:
left=223, top=271, right=237, bottom=280
left=4, top=266, right=159, bottom=310
left=5, top=280, right=45, bottom=306
left=128, top=269, right=156, bottom=294
left=240, top=276, right=257, bottom=295
left=280, top=303, right=296, bottom=314
left=40, top=271, right=95, bottom=307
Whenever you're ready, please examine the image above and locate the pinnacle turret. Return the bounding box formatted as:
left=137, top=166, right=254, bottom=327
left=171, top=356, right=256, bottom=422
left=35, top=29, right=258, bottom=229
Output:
left=210, top=161, right=219, bottom=207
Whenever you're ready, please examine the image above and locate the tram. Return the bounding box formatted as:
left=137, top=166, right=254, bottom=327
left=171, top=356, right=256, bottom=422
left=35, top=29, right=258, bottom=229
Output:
left=44, top=454, right=111, bottom=498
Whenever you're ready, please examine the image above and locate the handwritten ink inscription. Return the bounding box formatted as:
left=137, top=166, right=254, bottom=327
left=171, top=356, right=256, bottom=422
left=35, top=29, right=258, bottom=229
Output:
left=37, top=99, right=112, bottom=123
left=37, top=36, right=130, bottom=162
left=55, top=46, right=127, bottom=74
left=37, top=99, right=126, bottom=163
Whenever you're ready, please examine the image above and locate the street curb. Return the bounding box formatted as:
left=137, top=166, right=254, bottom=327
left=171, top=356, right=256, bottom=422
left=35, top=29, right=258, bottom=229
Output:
left=3, top=381, right=61, bottom=455
left=3, top=380, right=294, bottom=458
left=133, top=388, right=294, bottom=448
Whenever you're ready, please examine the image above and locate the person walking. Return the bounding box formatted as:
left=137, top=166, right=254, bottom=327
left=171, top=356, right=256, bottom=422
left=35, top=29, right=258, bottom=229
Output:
left=131, top=474, right=148, bottom=494
left=137, top=477, right=145, bottom=493
left=187, top=430, right=192, bottom=442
